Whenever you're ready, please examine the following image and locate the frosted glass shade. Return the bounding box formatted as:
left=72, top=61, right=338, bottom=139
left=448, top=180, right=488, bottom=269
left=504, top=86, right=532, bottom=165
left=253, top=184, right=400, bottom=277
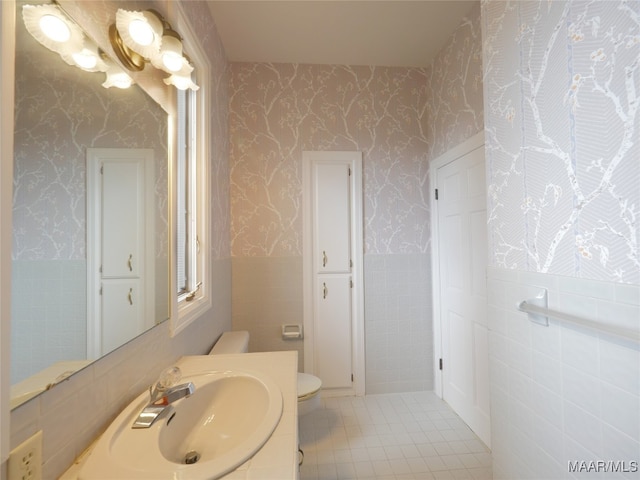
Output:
left=115, top=9, right=163, bottom=60
left=22, top=4, right=83, bottom=55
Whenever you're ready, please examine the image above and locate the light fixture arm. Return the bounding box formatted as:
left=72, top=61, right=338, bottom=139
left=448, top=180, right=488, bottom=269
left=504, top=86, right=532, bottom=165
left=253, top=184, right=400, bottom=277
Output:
left=108, top=23, right=146, bottom=71
left=109, top=7, right=198, bottom=90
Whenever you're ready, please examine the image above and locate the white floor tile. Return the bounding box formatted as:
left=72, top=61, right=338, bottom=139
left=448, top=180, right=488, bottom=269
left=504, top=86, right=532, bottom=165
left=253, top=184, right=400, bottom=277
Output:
left=299, top=391, right=492, bottom=479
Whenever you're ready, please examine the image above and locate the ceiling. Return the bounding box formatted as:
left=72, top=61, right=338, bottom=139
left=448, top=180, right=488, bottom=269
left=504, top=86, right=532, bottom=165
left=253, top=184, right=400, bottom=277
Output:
left=207, top=1, right=478, bottom=68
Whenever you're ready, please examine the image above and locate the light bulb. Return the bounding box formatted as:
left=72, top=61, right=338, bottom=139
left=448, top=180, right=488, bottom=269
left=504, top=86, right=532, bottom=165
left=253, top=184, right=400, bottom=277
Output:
left=159, top=33, right=184, bottom=72
left=72, top=48, right=98, bottom=70
left=162, top=51, right=184, bottom=72
left=128, top=18, right=154, bottom=46
left=164, top=74, right=199, bottom=91
left=111, top=73, right=133, bottom=89
left=39, top=14, right=71, bottom=43
left=103, top=62, right=134, bottom=89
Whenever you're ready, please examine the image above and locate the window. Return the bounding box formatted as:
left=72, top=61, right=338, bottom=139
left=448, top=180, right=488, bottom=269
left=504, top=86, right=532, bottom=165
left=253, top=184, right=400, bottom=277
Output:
left=170, top=3, right=210, bottom=336
left=176, top=87, right=199, bottom=301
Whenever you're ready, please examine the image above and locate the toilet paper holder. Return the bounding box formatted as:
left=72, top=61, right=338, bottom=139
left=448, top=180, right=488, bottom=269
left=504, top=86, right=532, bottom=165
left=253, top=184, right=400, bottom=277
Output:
left=282, top=324, right=303, bottom=340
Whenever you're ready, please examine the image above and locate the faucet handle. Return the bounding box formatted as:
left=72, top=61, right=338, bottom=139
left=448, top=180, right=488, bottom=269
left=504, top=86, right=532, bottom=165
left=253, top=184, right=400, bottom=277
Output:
left=156, top=366, right=182, bottom=391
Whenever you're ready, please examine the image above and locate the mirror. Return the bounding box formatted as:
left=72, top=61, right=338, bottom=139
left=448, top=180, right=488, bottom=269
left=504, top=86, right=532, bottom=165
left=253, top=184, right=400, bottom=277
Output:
left=11, top=0, right=170, bottom=409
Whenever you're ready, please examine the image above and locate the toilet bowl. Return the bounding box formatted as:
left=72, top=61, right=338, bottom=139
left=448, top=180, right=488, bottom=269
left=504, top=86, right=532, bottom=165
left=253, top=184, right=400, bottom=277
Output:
left=210, top=331, right=322, bottom=416
left=297, top=372, right=322, bottom=416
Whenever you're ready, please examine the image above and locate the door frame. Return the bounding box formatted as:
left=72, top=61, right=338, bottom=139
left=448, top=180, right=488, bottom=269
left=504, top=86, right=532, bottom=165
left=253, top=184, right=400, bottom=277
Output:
left=302, top=151, right=365, bottom=397
left=430, top=132, right=485, bottom=398
left=86, top=148, right=156, bottom=359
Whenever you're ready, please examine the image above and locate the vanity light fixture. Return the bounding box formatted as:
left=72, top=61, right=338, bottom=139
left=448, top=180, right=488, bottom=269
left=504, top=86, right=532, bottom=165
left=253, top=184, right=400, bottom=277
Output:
left=113, top=9, right=163, bottom=69
left=110, top=8, right=199, bottom=91
left=22, top=3, right=83, bottom=55
left=102, top=60, right=134, bottom=89
left=62, top=41, right=109, bottom=73
left=163, top=73, right=199, bottom=91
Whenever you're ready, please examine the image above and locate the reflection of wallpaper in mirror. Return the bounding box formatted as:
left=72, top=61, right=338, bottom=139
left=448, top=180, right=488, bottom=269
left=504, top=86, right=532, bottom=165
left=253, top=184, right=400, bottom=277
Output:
left=12, top=16, right=168, bottom=385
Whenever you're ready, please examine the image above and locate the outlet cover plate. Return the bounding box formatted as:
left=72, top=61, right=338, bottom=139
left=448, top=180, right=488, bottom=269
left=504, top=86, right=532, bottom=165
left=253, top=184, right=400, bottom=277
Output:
left=8, top=430, right=42, bottom=480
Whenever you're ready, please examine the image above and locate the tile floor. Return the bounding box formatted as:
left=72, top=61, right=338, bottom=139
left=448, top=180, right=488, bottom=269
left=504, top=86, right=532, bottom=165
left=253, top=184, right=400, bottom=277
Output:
left=298, top=391, right=493, bottom=480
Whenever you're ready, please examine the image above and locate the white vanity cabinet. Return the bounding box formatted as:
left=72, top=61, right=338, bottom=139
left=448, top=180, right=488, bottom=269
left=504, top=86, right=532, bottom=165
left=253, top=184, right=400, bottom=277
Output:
left=60, top=351, right=299, bottom=480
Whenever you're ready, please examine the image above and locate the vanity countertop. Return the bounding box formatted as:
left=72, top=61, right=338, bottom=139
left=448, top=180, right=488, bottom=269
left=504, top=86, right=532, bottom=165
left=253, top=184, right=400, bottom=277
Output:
left=61, top=351, right=299, bottom=480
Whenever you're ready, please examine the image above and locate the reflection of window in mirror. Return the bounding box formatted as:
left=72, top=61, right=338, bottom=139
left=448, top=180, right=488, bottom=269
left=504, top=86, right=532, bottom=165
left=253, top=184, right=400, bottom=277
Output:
left=176, top=87, right=198, bottom=300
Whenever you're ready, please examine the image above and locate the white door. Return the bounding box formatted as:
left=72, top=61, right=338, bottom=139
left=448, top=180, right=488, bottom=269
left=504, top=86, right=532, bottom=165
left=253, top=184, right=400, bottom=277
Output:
left=101, top=279, right=141, bottom=353
left=314, top=163, right=351, bottom=274
left=303, top=151, right=365, bottom=397
left=87, top=148, right=155, bottom=359
left=315, top=275, right=352, bottom=389
left=101, top=160, right=142, bottom=278
left=435, top=139, right=490, bottom=446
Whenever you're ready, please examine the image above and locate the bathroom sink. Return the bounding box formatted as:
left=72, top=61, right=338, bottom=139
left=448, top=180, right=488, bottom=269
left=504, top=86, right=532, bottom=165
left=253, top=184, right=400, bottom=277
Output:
left=78, top=369, right=283, bottom=480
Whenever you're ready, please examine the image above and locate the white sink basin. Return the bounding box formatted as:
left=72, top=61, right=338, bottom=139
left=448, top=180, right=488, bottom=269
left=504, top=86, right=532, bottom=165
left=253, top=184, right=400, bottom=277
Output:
left=78, top=369, right=283, bottom=480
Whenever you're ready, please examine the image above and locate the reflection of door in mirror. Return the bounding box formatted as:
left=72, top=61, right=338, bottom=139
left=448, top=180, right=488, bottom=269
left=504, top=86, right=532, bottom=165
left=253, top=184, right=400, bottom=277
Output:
left=11, top=0, right=170, bottom=409
left=87, top=148, right=156, bottom=358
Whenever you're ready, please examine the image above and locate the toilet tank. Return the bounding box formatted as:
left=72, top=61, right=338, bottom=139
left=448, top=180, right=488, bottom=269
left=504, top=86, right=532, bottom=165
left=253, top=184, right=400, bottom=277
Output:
left=209, top=331, right=249, bottom=354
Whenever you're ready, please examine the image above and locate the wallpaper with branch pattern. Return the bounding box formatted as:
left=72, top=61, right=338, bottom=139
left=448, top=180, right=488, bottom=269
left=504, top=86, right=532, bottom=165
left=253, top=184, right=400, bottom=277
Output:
left=483, top=0, right=639, bottom=284
left=13, top=3, right=168, bottom=262
left=230, top=63, right=430, bottom=256
left=229, top=3, right=482, bottom=258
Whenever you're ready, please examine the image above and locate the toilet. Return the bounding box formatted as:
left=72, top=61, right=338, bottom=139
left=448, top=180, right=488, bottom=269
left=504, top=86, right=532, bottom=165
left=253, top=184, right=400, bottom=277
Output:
left=209, top=330, right=322, bottom=416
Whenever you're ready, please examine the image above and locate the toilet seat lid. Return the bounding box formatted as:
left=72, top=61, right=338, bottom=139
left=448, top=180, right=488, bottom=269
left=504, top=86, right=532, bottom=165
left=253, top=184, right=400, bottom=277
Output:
left=297, top=373, right=322, bottom=400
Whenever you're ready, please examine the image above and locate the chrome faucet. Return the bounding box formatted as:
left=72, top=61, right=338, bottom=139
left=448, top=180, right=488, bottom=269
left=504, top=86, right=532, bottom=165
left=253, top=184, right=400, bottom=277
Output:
left=132, top=367, right=195, bottom=429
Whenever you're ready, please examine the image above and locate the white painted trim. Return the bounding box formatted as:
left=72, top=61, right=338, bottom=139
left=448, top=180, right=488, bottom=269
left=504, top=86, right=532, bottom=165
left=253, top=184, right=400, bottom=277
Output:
left=169, top=1, right=212, bottom=336
left=302, top=151, right=365, bottom=397
left=430, top=132, right=485, bottom=398
left=302, top=158, right=314, bottom=373
left=0, top=0, right=15, bottom=463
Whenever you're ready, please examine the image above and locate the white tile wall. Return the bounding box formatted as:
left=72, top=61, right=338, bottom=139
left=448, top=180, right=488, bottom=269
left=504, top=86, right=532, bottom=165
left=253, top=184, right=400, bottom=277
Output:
left=365, top=254, right=433, bottom=394
left=487, top=267, right=640, bottom=479
left=232, top=253, right=433, bottom=395
left=231, top=256, right=304, bottom=371
left=11, top=260, right=86, bottom=383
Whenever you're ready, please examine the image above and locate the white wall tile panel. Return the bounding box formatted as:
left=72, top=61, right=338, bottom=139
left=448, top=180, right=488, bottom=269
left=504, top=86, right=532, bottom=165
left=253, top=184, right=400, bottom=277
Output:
left=487, top=267, right=640, bottom=479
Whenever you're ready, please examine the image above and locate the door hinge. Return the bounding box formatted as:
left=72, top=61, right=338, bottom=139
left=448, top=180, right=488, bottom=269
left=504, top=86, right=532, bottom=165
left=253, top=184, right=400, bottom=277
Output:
left=439, top=358, right=443, bottom=370
left=435, top=188, right=439, bottom=200
left=350, top=279, right=353, bottom=288
left=351, top=374, right=354, bottom=382
left=348, top=167, right=351, bottom=176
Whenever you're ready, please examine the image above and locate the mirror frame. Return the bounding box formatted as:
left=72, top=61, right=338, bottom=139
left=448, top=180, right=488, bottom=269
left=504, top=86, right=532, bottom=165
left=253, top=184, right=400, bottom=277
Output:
left=1, top=0, right=16, bottom=463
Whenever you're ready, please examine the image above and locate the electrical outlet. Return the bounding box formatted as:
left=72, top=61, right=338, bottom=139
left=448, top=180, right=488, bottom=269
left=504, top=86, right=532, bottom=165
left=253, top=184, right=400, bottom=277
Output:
left=8, top=430, right=43, bottom=480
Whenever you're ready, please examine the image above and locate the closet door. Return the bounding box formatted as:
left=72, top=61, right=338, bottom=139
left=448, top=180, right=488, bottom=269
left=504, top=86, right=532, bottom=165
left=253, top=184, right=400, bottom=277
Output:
left=306, top=152, right=361, bottom=396
left=313, top=162, right=351, bottom=274
left=102, top=279, right=142, bottom=353
left=314, top=275, right=352, bottom=390
left=87, top=148, right=154, bottom=358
